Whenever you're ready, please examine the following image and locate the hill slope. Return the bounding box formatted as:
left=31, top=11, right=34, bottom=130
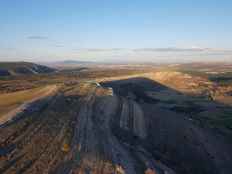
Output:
left=0, top=62, right=56, bottom=76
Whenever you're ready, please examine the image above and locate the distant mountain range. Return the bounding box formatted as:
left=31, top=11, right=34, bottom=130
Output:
left=41, top=60, right=156, bottom=69
left=60, top=60, right=94, bottom=64
left=41, top=60, right=96, bottom=68
left=0, top=62, right=56, bottom=76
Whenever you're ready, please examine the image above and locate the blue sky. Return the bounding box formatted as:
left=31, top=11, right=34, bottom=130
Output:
left=0, top=0, right=232, bottom=62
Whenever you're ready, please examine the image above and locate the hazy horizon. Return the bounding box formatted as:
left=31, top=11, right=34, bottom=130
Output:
left=1, top=47, right=232, bottom=64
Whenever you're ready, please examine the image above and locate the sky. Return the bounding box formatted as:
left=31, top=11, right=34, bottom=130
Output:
left=0, top=0, right=232, bottom=63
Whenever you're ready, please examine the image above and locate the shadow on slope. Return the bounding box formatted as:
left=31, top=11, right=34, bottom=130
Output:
left=101, top=77, right=232, bottom=174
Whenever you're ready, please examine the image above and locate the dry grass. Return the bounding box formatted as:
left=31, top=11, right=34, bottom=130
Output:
left=0, top=85, right=57, bottom=116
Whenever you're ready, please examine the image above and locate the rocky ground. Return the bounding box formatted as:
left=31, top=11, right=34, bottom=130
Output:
left=0, top=70, right=232, bottom=174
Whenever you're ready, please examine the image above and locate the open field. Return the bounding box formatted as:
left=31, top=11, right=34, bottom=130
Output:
left=0, top=62, right=232, bottom=174
left=0, top=85, right=58, bottom=125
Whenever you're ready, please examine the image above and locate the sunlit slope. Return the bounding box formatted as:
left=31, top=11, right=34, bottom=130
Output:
left=0, top=85, right=58, bottom=124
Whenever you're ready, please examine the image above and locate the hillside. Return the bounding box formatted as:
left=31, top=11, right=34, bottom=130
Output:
left=0, top=62, right=56, bottom=76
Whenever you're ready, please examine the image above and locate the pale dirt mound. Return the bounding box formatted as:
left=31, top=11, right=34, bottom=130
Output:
left=147, top=71, right=214, bottom=95
left=97, top=71, right=216, bottom=97
left=148, top=71, right=232, bottom=105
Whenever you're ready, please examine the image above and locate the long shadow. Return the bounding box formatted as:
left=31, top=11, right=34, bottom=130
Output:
left=102, top=77, right=208, bottom=115
left=101, top=77, right=232, bottom=174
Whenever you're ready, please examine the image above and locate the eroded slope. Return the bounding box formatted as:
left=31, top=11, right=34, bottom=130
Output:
left=0, top=76, right=232, bottom=174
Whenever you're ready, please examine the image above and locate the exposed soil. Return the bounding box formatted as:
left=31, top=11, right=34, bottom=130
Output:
left=102, top=78, right=232, bottom=174
left=0, top=72, right=232, bottom=174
